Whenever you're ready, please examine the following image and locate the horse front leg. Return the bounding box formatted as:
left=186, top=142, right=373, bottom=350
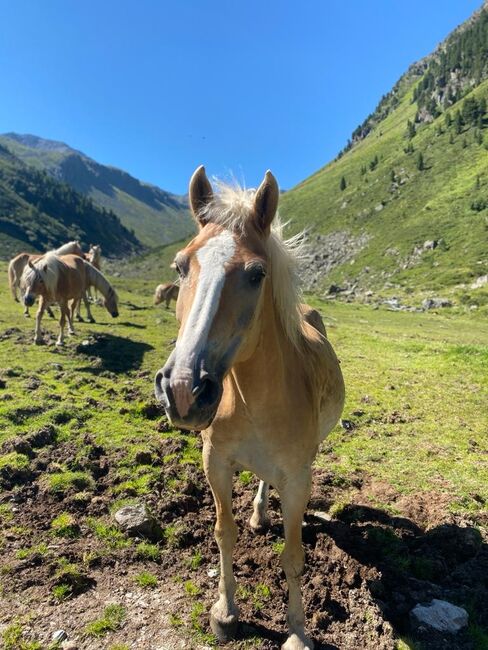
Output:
left=83, top=292, right=95, bottom=322
left=203, top=447, right=239, bottom=642
left=34, top=297, right=46, bottom=344
left=278, top=472, right=313, bottom=650
left=250, top=480, right=270, bottom=531
left=56, top=302, right=68, bottom=346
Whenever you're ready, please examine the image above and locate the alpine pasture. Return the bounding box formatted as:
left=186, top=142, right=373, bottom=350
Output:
left=0, top=251, right=487, bottom=650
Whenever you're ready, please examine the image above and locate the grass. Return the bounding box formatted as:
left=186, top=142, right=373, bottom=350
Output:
left=0, top=258, right=487, bottom=646
left=50, top=512, right=80, bottom=538
left=134, top=571, right=158, bottom=588
left=135, top=541, right=160, bottom=562
left=279, top=76, right=488, bottom=304
left=43, top=470, right=94, bottom=495
left=85, top=603, right=126, bottom=637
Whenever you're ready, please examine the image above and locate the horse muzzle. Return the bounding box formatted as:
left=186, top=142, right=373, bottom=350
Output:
left=23, top=293, right=35, bottom=307
left=154, top=362, right=222, bottom=431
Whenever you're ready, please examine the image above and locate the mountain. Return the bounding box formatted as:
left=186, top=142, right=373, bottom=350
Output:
left=0, top=133, right=194, bottom=248
left=280, top=3, right=488, bottom=302
left=0, top=144, right=142, bottom=258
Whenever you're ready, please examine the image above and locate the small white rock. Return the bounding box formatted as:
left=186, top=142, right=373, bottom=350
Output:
left=207, top=567, right=219, bottom=578
left=410, top=599, right=468, bottom=633
left=52, top=629, right=68, bottom=643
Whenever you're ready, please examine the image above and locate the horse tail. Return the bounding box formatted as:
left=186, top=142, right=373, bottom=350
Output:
left=8, top=258, right=19, bottom=301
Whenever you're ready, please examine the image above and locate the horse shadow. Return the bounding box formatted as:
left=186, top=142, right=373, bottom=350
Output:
left=75, top=333, right=154, bottom=374
left=236, top=504, right=487, bottom=649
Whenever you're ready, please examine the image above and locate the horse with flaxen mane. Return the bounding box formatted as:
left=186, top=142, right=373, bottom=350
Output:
left=21, top=253, right=118, bottom=346
left=8, top=241, right=83, bottom=317
left=153, top=282, right=179, bottom=308
left=154, top=166, right=345, bottom=650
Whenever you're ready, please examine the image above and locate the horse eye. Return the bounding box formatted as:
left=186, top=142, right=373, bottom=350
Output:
left=248, top=267, right=266, bottom=287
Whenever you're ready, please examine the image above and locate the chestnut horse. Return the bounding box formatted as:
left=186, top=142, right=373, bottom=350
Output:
left=155, top=167, right=345, bottom=650
left=8, top=241, right=83, bottom=317
left=21, top=253, right=118, bottom=346
left=153, top=282, right=179, bottom=308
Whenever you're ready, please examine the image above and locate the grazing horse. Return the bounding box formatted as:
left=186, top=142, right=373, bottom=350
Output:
left=8, top=241, right=83, bottom=317
left=153, top=282, right=179, bottom=308
left=84, top=244, right=102, bottom=305
left=154, top=166, right=345, bottom=650
left=21, top=253, right=118, bottom=346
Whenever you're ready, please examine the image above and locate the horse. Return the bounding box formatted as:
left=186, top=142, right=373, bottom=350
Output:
left=21, top=253, right=118, bottom=346
left=8, top=241, right=83, bottom=317
left=154, top=166, right=345, bottom=650
left=153, top=282, right=179, bottom=308
left=84, top=244, right=102, bottom=305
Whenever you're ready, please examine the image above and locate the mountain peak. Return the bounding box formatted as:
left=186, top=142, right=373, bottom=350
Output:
left=1, top=132, right=84, bottom=156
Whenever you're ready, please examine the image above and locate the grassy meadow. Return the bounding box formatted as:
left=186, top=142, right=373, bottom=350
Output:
left=0, top=257, right=487, bottom=649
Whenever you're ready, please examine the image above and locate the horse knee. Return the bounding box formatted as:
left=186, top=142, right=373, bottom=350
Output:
left=215, top=519, right=237, bottom=548
left=281, top=544, right=305, bottom=579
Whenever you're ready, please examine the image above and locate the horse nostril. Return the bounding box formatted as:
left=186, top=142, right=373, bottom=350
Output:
left=192, top=375, right=220, bottom=408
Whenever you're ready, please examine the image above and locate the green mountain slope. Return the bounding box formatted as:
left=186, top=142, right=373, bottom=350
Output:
left=280, top=4, right=488, bottom=302
left=0, top=133, right=194, bottom=248
left=0, top=144, right=142, bottom=258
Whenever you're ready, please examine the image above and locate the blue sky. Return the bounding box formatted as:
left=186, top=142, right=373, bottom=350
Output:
left=0, top=1, right=481, bottom=193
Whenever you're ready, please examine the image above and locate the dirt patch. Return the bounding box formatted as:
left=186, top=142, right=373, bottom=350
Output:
left=0, top=438, right=487, bottom=649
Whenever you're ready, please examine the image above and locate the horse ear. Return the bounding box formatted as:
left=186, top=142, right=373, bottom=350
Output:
left=253, top=170, right=279, bottom=235
left=28, top=260, right=35, bottom=269
left=189, top=165, right=213, bottom=227
left=43, top=264, right=48, bottom=273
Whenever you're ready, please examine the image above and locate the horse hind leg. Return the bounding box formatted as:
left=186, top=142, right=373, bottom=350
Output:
left=278, top=472, right=314, bottom=650
left=250, top=480, right=270, bottom=532
left=204, top=448, right=240, bottom=642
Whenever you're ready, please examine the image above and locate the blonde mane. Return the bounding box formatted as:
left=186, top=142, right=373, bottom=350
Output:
left=199, top=182, right=306, bottom=349
left=21, top=251, right=63, bottom=298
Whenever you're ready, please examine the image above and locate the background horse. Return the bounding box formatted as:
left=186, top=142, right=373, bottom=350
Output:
left=21, top=253, right=118, bottom=345
left=153, top=282, right=179, bottom=308
left=85, top=244, right=102, bottom=304
left=155, top=166, right=345, bottom=650
left=8, top=240, right=83, bottom=317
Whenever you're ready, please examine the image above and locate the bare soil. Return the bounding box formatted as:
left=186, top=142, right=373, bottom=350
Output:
left=1, top=428, right=487, bottom=650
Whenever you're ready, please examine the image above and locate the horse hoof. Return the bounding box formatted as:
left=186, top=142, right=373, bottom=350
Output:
left=56, top=340, right=64, bottom=347
left=281, top=633, right=314, bottom=650
left=34, top=338, right=43, bottom=345
left=210, top=610, right=239, bottom=643
left=76, top=316, right=84, bottom=322
left=88, top=317, right=95, bottom=323
left=249, top=514, right=271, bottom=533
left=24, top=313, right=30, bottom=319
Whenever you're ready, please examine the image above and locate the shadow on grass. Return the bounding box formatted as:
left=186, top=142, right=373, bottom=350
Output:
left=75, top=333, right=154, bottom=374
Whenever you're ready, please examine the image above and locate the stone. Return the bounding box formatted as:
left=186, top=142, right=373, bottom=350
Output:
left=113, top=503, right=162, bottom=540
left=410, top=599, right=468, bottom=633
left=52, top=630, right=68, bottom=643
left=471, top=274, right=488, bottom=289
left=422, top=297, right=452, bottom=310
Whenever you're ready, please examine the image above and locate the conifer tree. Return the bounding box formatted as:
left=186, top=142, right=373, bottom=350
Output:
left=340, top=176, right=346, bottom=191
left=416, top=152, right=425, bottom=171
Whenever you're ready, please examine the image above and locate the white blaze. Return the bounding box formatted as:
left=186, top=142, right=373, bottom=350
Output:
left=171, top=230, right=235, bottom=417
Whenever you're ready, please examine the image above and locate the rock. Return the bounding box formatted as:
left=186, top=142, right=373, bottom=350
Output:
left=340, top=419, right=355, bottom=431
left=422, top=297, right=452, bottom=310
left=375, top=203, right=384, bottom=212
left=328, top=284, right=344, bottom=295
left=207, top=567, right=219, bottom=578
left=423, top=240, right=438, bottom=250
left=114, top=503, right=163, bottom=541
left=471, top=274, right=488, bottom=289
left=52, top=629, right=68, bottom=643
left=410, top=599, right=468, bottom=633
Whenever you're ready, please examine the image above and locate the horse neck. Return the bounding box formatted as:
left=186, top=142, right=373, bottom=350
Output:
left=86, top=263, right=111, bottom=298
